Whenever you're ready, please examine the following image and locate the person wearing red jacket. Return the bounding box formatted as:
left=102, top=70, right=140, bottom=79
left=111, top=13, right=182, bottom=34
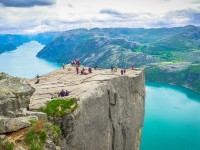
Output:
left=76, top=66, right=79, bottom=74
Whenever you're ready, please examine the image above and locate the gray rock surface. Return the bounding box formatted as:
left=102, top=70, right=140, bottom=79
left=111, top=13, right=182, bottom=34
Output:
left=28, top=65, right=145, bottom=150
left=0, top=73, right=35, bottom=117
left=0, top=116, right=37, bottom=134
left=60, top=74, right=145, bottom=150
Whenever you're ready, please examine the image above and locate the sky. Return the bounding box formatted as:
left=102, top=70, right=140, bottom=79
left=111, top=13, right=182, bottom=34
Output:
left=0, top=0, right=200, bottom=34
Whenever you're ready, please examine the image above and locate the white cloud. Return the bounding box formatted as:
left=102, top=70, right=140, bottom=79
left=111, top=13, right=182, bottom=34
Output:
left=0, top=0, right=200, bottom=34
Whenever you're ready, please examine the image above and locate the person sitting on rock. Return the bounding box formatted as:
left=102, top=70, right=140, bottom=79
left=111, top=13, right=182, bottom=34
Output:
left=65, top=90, right=70, bottom=96
left=59, top=89, right=66, bottom=97
left=35, top=78, right=40, bottom=84
left=81, top=67, right=88, bottom=75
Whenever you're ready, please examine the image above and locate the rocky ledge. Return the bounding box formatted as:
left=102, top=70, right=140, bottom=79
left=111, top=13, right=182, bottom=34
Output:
left=28, top=65, right=145, bottom=150
left=0, top=73, right=48, bottom=149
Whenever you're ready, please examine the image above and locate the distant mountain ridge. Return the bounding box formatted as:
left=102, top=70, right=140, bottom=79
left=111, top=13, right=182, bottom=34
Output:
left=0, top=32, right=61, bottom=54
left=37, top=25, right=200, bottom=67
left=1, top=25, right=200, bottom=92
left=0, top=34, right=30, bottom=54
left=35, top=25, right=200, bottom=92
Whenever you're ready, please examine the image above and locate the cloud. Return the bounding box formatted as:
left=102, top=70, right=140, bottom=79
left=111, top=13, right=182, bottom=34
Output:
left=100, top=9, right=124, bottom=16
left=99, top=9, right=136, bottom=19
left=67, top=3, right=73, bottom=8
left=0, top=0, right=55, bottom=7
left=190, top=0, right=200, bottom=4
left=166, top=8, right=200, bottom=25
left=0, top=0, right=200, bottom=34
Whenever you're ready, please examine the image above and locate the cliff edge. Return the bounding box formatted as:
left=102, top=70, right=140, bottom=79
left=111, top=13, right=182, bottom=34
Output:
left=28, top=65, right=145, bottom=150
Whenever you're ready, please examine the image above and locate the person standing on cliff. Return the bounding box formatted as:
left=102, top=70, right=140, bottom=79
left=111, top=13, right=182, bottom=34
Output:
left=121, top=69, right=124, bottom=75
left=123, top=69, right=126, bottom=74
left=76, top=66, right=79, bottom=74
left=111, top=66, right=113, bottom=72
left=88, top=67, right=92, bottom=73
left=131, top=63, right=134, bottom=70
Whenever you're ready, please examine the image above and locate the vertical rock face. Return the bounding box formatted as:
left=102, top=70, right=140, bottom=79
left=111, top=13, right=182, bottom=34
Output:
left=57, top=69, right=145, bottom=150
left=28, top=65, right=145, bottom=150
left=0, top=73, right=35, bottom=117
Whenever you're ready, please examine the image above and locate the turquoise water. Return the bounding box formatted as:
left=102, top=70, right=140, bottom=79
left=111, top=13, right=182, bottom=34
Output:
left=141, top=82, right=200, bottom=150
left=0, top=41, right=61, bottom=78
left=0, top=42, right=200, bottom=149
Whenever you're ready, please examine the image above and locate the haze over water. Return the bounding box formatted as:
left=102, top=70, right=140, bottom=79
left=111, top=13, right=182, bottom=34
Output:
left=0, top=41, right=200, bottom=150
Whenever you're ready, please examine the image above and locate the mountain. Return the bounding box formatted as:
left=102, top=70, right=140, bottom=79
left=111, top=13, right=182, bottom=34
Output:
left=0, top=34, right=30, bottom=54
left=36, top=25, right=200, bottom=92
left=37, top=28, right=157, bottom=67
left=37, top=25, right=200, bottom=67
left=145, top=63, right=200, bottom=92
left=31, top=32, right=61, bottom=45
left=0, top=25, right=200, bottom=92
left=142, top=25, right=200, bottom=55
left=0, top=32, right=61, bottom=54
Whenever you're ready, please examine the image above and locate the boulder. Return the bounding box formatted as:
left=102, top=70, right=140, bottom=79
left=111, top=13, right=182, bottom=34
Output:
left=0, top=116, right=38, bottom=134
left=0, top=73, right=35, bottom=117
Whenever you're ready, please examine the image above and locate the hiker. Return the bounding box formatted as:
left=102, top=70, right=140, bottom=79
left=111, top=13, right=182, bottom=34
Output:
left=81, top=67, right=87, bottom=75
left=88, top=67, right=92, bottom=73
left=59, top=89, right=66, bottom=97
left=77, top=60, right=80, bottom=67
left=123, top=69, right=126, bottom=74
left=35, top=78, right=40, bottom=84
left=36, top=74, right=40, bottom=79
left=131, top=63, right=134, bottom=70
left=111, top=66, right=113, bottom=72
left=121, top=69, right=124, bottom=75
left=62, top=63, right=65, bottom=69
left=76, top=66, right=79, bottom=74
left=71, top=60, right=75, bottom=66
left=75, top=60, right=80, bottom=67
left=81, top=67, right=84, bottom=74
left=94, top=66, right=97, bottom=70
left=65, top=90, right=70, bottom=96
left=81, top=70, right=87, bottom=75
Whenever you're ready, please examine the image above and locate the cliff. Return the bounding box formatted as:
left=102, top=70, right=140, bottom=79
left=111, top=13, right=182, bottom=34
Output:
left=0, top=73, right=41, bottom=137
left=28, top=65, right=145, bottom=150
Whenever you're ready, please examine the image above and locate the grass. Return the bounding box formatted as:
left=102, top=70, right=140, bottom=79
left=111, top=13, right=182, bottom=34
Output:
left=0, top=138, right=15, bottom=150
left=24, top=120, right=62, bottom=150
left=25, top=120, right=47, bottom=150
left=160, top=61, right=174, bottom=65
left=40, top=98, right=78, bottom=117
